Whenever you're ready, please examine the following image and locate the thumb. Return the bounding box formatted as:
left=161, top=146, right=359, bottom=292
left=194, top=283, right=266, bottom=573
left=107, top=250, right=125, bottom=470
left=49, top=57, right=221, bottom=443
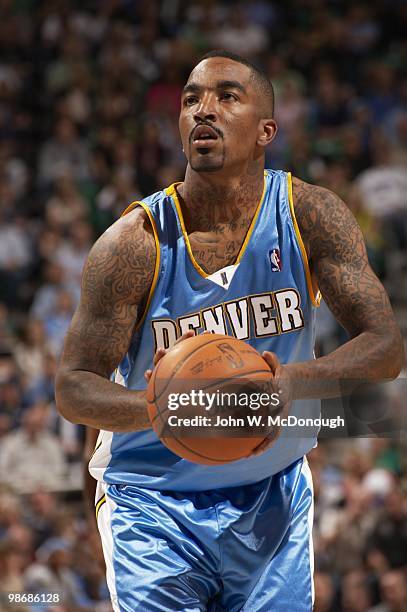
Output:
left=262, top=351, right=280, bottom=375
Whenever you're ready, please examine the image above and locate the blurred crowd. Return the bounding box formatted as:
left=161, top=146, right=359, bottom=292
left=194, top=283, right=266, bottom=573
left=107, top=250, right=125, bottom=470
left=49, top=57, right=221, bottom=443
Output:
left=0, top=0, right=406, bottom=610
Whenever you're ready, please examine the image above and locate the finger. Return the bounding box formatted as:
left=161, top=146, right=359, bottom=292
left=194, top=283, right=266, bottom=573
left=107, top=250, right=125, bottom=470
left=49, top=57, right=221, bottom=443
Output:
left=249, top=440, right=272, bottom=457
left=174, top=330, right=195, bottom=345
left=151, top=332, right=194, bottom=370
left=251, top=438, right=270, bottom=455
left=262, top=351, right=280, bottom=374
left=153, top=347, right=167, bottom=367
left=144, top=369, right=153, bottom=382
left=248, top=430, right=279, bottom=457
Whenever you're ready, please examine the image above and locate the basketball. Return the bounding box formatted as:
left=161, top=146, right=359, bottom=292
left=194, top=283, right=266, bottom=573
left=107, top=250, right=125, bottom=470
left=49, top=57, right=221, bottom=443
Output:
left=147, top=334, right=279, bottom=464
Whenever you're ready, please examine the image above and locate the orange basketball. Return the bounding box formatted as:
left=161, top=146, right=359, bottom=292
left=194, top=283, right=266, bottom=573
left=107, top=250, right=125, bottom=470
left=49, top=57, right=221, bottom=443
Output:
left=147, top=334, right=279, bottom=465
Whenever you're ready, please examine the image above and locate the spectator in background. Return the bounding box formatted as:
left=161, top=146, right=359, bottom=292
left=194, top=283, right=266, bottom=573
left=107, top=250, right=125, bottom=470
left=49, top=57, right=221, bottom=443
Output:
left=369, top=570, right=407, bottom=612
left=54, top=221, right=93, bottom=286
left=0, top=490, right=24, bottom=542
left=38, top=117, right=90, bottom=187
left=59, top=64, right=92, bottom=129
left=0, top=402, right=67, bottom=493
left=213, top=3, right=268, bottom=58
left=43, top=289, right=75, bottom=356
left=0, top=490, right=34, bottom=589
left=30, top=261, right=79, bottom=324
left=355, top=134, right=407, bottom=221
left=136, top=118, right=166, bottom=194
left=0, top=412, right=12, bottom=440
left=341, top=569, right=373, bottom=612
left=35, top=228, right=64, bottom=268
left=112, top=138, right=137, bottom=183
left=311, top=75, right=350, bottom=158
left=96, top=169, right=142, bottom=224
left=274, top=77, right=308, bottom=137
left=13, top=319, right=50, bottom=389
left=385, top=108, right=407, bottom=164
left=367, top=487, right=407, bottom=570
left=0, top=141, right=30, bottom=201
left=44, top=172, right=88, bottom=233
left=70, top=533, right=111, bottom=609
left=356, top=132, right=407, bottom=300
left=24, top=537, right=93, bottom=611
left=341, top=125, right=372, bottom=178
left=0, top=303, right=14, bottom=348
left=0, top=540, right=28, bottom=612
left=23, top=353, right=58, bottom=407
left=320, top=477, right=379, bottom=576
left=24, top=490, right=59, bottom=550
left=364, top=62, right=398, bottom=126
left=314, top=571, right=337, bottom=612
left=145, top=61, right=185, bottom=119
left=0, top=378, right=22, bottom=431
left=0, top=191, right=32, bottom=308
left=346, top=185, right=385, bottom=277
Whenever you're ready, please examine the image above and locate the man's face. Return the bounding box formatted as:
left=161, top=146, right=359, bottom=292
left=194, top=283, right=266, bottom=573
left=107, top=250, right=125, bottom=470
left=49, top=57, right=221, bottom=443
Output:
left=179, top=58, right=265, bottom=173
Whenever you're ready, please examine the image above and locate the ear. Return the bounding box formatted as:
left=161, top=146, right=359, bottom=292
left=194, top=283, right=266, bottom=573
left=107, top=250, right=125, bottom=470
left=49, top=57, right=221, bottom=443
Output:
left=257, top=119, right=278, bottom=148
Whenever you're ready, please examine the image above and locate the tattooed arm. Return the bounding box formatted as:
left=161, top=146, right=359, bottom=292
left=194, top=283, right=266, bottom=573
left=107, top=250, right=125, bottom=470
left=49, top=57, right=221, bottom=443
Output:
left=276, top=178, right=404, bottom=397
left=55, top=208, right=156, bottom=431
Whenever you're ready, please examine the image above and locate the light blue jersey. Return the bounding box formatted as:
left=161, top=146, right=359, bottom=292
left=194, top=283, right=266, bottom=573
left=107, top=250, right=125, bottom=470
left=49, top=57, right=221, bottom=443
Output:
left=89, top=170, right=321, bottom=491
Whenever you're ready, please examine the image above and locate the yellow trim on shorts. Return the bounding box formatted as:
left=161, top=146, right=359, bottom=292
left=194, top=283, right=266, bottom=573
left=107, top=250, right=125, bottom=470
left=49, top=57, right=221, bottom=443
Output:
left=121, top=201, right=161, bottom=330
left=90, top=439, right=102, bottom=461
left=165, top=173, right=267, bottom=278
left=95, top=494, right=106, bottom=520
left=287, top=173, right=321, bottom=307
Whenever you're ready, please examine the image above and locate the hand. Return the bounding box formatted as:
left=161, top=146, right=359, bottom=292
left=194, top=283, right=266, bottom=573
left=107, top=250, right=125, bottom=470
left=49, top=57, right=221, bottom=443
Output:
left=248, top=351, right=293, bottom=457
left=144, top=330, right=197, bottom=384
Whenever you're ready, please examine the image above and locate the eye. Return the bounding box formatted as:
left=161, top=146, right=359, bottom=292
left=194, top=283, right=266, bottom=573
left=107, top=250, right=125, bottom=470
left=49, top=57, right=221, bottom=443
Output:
left=220, top=92, right=237, bottom=101
left=184, top=96, right=198, bottom=106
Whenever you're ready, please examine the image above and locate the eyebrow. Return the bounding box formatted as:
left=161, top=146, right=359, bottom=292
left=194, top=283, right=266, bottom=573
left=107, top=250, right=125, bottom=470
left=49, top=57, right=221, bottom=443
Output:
left=182, top=80, right=247, bottom=95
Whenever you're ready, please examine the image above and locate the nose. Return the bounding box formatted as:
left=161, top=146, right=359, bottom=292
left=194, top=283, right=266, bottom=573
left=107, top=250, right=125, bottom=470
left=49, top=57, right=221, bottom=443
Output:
left=193, top=92, right=217, bottom=123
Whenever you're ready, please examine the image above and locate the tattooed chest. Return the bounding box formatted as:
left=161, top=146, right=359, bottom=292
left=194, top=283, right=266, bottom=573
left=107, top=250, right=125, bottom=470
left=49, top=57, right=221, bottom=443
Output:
left=189, top=232, right=244, bottom=274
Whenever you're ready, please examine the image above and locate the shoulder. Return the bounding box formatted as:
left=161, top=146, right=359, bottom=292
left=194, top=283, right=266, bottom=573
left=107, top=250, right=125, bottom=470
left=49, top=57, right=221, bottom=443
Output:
left=291, top=175, right=359, bottom=260
left=96, top=205, right=155, bottom=249
left=86, top=206, right=156, bottom=270
left=81, top=205, right=157, bottom=306
left=291, top=175, right=345, bottom=222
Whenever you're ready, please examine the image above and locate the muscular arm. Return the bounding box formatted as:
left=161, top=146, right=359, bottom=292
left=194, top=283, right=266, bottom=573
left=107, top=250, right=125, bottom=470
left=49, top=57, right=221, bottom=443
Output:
left=285, top=178, right=404, bottom=397
left=55, top=208, right=156, bottom=431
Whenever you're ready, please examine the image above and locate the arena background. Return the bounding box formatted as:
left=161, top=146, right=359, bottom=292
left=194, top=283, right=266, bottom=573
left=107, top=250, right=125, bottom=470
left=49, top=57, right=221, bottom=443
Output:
left=0, top=1, right=406, bottom=610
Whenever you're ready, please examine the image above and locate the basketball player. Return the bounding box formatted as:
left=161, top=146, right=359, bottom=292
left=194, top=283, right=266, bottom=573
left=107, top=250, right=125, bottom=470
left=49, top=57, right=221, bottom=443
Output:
left=56, top=51, right=403, bottom=611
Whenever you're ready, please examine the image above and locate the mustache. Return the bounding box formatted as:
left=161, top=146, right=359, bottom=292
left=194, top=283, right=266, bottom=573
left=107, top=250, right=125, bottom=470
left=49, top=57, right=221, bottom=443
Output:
left=189, top=122, right=224, bottom=142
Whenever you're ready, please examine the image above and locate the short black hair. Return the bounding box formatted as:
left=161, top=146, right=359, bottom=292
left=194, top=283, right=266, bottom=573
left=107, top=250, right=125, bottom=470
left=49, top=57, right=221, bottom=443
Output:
left=196, top=50, right=274, bottom=117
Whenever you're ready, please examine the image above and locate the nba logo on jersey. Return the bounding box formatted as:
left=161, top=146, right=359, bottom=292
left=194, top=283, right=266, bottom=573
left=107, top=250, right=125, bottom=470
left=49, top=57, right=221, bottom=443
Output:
left=269, top=248, right=282, bottom=272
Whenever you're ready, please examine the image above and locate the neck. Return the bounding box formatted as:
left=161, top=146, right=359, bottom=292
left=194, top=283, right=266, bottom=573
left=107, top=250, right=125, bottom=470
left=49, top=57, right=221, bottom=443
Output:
left=177, top=159, right=265, bottom=231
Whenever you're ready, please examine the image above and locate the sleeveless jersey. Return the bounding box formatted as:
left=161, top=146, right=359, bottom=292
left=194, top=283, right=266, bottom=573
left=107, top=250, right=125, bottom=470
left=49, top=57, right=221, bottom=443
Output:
left=89, top=170, right=321, bottom=491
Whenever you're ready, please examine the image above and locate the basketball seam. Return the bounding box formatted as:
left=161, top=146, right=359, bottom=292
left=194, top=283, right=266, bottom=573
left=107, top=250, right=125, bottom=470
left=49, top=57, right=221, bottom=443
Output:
left=151, top=366, right=271, bottom=463
left=151, top=337, right=268, bottom=403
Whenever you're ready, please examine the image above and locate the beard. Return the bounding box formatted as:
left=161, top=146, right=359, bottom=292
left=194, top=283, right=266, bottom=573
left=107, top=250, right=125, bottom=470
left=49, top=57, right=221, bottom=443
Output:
left=188, top=147, right=226, bottom=173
